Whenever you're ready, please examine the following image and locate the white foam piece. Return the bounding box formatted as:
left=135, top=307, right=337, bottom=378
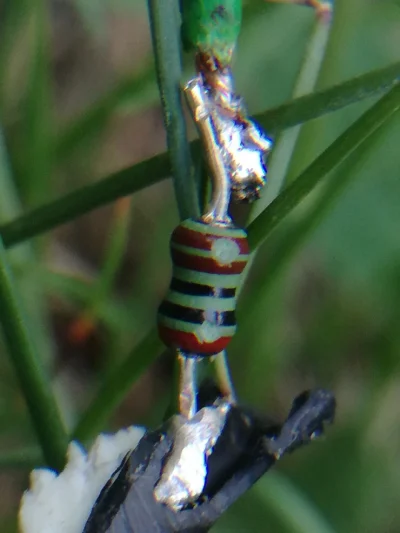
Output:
left=19, top=426, right=145, bottom=533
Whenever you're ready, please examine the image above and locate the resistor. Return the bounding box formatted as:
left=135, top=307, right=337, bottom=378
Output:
left=155, top=37, right=271, bottom=423
left=158, top=218, right=249, bottom=356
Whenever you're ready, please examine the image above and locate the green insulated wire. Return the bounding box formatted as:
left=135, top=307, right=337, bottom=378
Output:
left=181, top=0, right=242, bottom=67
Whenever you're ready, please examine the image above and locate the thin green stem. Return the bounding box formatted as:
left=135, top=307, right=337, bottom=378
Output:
left=0, top=0, right=28, bottom=112
left=147, top=0, right=199, bottom=219
left=0, top=236, right=68, bottom=471
left=146, top=0, right=198, bottom=416
left=259, top=61, right=400, bottom=133
left=0, top=63, right=398, bottom=249
left=238, top=108, right=394, bottom=334
left=21, top=1, right=54, bottom=205
left=0, top=130, right=27, bottom=239
left=64, top=199, right=132, bottom=352
left=250, top=8, right=332, bottom=221
left=1, top=154, right=170, bottom=248
left=0, top=125, right=54, bottom=364
left=33, top=266, right=133, bottom=332
left=265, top=135, right=377, bottom=279
left=247, top=84, right=400, bottom=250
left=89, top=199, right=132, bottom=316
left=72, top=328, right=164, bottom=442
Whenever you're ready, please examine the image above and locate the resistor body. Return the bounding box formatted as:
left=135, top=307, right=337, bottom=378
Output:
left=158, top=218, right=249, bottom=355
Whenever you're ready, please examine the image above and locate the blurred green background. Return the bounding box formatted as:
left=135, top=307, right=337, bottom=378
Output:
left=0, top=0, right=399, bottom=531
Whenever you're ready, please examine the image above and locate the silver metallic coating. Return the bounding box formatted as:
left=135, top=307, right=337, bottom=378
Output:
left=213, top=351, right=236, bottom=403
left=203, top=66, right=272, bottom=202
left=216, top=111, right=272, bottom=202
left=153, top=400, right=231, bottom=511
left=185, top=70, right=272, bottom=209
left=178, top=353, right=198, bottom=419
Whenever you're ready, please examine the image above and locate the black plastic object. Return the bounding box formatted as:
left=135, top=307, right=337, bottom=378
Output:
left=83, top=386, right=335, bottom=533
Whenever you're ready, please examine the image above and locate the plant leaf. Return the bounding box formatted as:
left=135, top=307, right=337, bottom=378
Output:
left=72, top=327, right=164, bottom=441
left=250, top=6, right=333, bottom=222
left=0, top=235, right=68, bottom=471
left=147, top=0, right=199, bottom=219
left=259, top=61, right=400, bottom=134
left=247, top=84, right=400, bottom=250
left=1, top=153, right=170, bottom=247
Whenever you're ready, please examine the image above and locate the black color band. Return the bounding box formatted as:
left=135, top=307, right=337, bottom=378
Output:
left=158, top=301, right=236, bottom=326
left=170, top=278, right=235, bottom=298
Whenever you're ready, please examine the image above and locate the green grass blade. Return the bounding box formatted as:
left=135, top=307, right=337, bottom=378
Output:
left=0, top=236, right=68, bottom=471
left=259, top=61, right=400, bottom=134
left=93, top=199, right=132, bottom=306
left=0, top=130, right=26, bottom=231
left=0, top=0, right=28, bottom=111
left=147, top=0, right=199, bottom=219
left=72, top=327, right=163, bottom=441
left=250, top=7, right=333, bottom=221
left=237, top=110, right=394, bottom=345
left=60, top=200, right=133, bottom=356
left=0, top=127, right=54, bottom=366
left=247, top=84, right=400, bottom=250
left=77, top=199, right=133, bottom=326
left=33, top=266, right=134, bottom=332
left=262, top=118, right=390, bottom=290
left=255, top=472, right=337, bottom=533
left=19, top=2, right=54, bottom=205
left=1, top=64, right=399, bottom=248
left=0, top=1, right=56, bottom=366
left=0, top=153, right=170, bottom=248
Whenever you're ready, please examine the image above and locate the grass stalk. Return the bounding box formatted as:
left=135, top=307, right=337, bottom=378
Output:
left=250, top=6, right=332, bottom=221
left=147, top=0, right=199, bottom=219
left=0, top=236, right=68, bottom=471
left=72, top=328, right=164, bottom=442
left=247, top=84, right=400, bottom=250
